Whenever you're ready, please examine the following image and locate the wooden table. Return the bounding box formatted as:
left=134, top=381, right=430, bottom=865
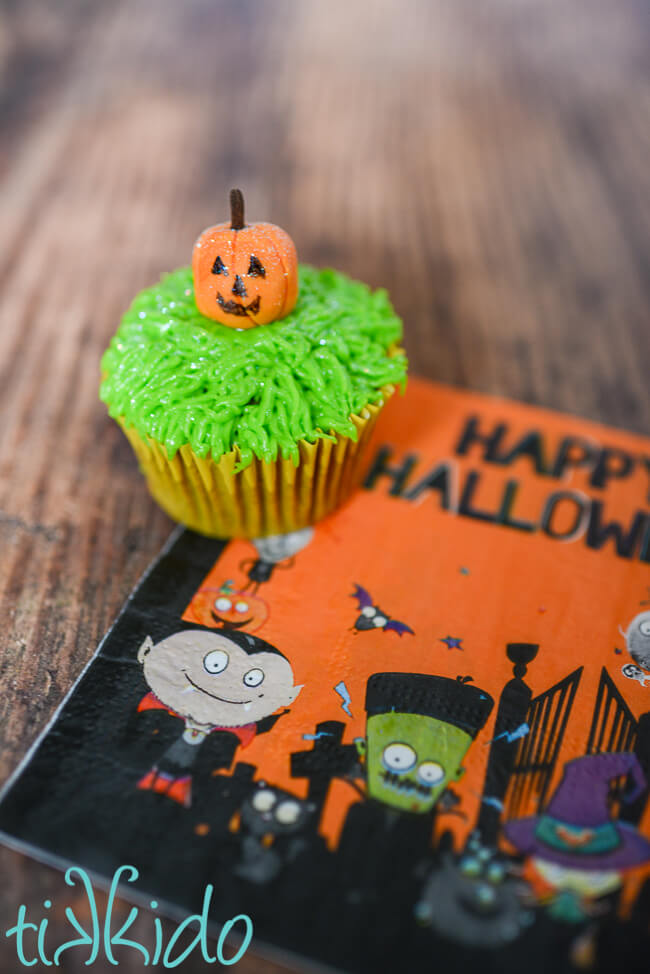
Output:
left=1, top=0, right=648, bottom=969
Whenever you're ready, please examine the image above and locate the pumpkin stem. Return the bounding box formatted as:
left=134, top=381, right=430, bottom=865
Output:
left=230, top=188, right=245, bottom=230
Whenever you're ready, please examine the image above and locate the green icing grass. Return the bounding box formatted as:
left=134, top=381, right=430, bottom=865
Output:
left=100, top=264, right=407, bottom=470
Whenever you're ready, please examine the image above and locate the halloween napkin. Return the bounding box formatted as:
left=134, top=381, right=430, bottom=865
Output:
left=1, top=378, right=649, bottom=973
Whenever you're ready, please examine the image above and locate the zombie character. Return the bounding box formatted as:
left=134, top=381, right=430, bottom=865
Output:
left=135, top=627, right=302, bottom=807
left=327, top=672, right=494, bottom=936
left=355, top=672, right=494, bottom=814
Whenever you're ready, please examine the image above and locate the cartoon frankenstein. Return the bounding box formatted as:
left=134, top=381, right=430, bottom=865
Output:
left=355, top=672, right=494, bottom=814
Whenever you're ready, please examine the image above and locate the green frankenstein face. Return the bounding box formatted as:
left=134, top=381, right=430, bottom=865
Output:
left=357, top=712, right=473, bottom=813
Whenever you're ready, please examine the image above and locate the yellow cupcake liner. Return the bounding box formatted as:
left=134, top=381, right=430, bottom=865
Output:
left=118, top=387, right=392, bottom=538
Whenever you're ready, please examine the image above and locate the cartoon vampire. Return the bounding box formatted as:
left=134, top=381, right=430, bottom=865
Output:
left=135, top=627, right=303, bottom=807
left=350, top=584, right=414, bottom=636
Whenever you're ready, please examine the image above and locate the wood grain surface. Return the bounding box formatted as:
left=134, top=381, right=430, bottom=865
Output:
left=0, top=0, right=648, bottom=970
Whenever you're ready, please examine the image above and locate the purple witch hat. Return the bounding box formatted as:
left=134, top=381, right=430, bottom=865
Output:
left=504, top=752, right=650, bottom=871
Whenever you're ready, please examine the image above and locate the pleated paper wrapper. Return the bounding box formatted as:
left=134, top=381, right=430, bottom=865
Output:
left=118, top=389, right=392, bottom=538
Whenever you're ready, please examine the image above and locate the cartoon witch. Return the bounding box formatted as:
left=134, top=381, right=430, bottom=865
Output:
left=503, top=752, right=650, bottom=923
left=135, top=627, right=303, bottom=807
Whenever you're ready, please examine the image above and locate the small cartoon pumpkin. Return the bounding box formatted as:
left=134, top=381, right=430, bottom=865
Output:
left=185, top=583, right=270, bottom=633
left=192, top=189, right=299, bottom=328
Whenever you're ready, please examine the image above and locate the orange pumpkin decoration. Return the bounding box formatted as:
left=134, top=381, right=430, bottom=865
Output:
left=192, top=189, right=299, bottom=328
left=185, top=584, right=270, bottom=633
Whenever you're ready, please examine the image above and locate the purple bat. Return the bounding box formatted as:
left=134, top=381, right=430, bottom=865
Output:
left=350, top=583, right=415, bottom=637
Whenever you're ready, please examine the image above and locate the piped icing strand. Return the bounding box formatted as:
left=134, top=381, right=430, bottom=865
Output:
left=100, top=264, right=407, bottom=471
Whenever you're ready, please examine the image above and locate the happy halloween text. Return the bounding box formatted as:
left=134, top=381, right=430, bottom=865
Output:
left=364, top=414, right=650, bottom=563
left=5, top=866, right=252, bottom=968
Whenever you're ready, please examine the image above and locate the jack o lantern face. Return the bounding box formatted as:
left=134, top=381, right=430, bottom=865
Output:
left=192, top=190, right=298, bottom=328
left=185, top=585, right=270, bottom=633
left=212, top=252, right=264, bottom=319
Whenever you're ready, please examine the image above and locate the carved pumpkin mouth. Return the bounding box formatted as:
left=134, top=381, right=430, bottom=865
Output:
left=211, top=610, right=254, bottom=630
left=216, top=293, right=261, bottom=317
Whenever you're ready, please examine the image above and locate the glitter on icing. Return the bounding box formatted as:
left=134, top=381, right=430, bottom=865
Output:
left=100, top=264, right=407, bottom=470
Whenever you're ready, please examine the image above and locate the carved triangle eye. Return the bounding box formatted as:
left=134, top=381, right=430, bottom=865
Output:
left=211, top=255, right=227, bottom=275
left=247, top=255, right=265, bottom=278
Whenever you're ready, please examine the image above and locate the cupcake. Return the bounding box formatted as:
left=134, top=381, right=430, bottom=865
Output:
left=100, top=190, right=407, bottom=538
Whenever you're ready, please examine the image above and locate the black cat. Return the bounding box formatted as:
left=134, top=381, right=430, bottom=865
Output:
left=230, top=781, right=317, bottom=884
